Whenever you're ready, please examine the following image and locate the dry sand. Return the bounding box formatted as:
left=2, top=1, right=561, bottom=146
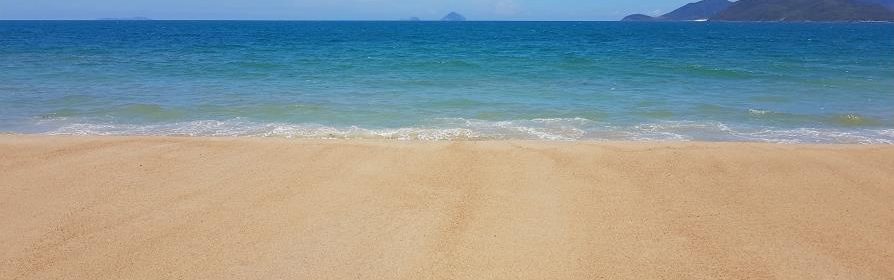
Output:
left=1, top=135, right=893, bottom=279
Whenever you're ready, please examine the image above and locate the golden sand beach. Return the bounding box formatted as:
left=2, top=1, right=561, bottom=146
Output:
left=1, top=135, right=893, bottom=279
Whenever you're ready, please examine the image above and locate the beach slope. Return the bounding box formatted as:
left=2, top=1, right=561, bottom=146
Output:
left=1, top=136, right=893, bottom=279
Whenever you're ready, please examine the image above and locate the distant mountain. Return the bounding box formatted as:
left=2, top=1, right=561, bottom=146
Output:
left=622, top=0, right=732, bottom=21
left=663, top=0, right=734, bottom=20
left=712, top=0, right=894, bottom=21
left=622, top=14, right=659, bottom=21
left=854, top=0, right=894, bottom=10
left=441, top=12, right=467, bottom=21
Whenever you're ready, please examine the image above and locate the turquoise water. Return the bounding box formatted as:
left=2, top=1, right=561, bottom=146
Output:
left=1, top=21, right=893, bottom=142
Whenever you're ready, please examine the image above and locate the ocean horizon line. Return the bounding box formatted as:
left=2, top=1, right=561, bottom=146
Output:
left=2, top=19, right=893, bottom=23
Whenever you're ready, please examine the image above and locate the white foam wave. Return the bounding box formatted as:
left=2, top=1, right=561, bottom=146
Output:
left=46, top=120, right=480, bottom=140
left=748, top=109, right=771, bottom=115
left=733, top=128, right=894, bottom=144
left=37, top=118, right=894, bottom=144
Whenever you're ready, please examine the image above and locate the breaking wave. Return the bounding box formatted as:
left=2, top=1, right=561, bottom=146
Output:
left=32, top=117, right=894, bottom=144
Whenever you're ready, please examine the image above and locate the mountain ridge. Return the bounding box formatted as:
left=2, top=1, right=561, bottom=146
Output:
left=623, top=0, right=894, bottom=22
left=713, top=0, right=894, bottom=21
left=623, top=0, right=733, bottom=21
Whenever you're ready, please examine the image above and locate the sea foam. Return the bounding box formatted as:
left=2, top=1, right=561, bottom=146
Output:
left=38, top=118, right=894, bottom=144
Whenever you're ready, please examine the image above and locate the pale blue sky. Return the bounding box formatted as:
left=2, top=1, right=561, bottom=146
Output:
left=0, top=0, right=697, bottom=20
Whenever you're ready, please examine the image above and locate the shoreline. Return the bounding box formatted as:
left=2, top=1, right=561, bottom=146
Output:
left=4, top=133, right=894, bottom=146
left=4, top=129, right=894, bottom=144
left=2, top=135, right=893, bottom=279
left=8, top=114, right=894, bottom=144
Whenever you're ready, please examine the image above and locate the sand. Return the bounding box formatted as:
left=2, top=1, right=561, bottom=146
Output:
left=1, top=135, right=893, bottom=279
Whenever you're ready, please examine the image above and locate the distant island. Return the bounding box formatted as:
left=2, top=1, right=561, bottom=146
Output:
left=96, top=17, right=152, bottom=21
left=623, top=0, right=894, bottom=22
left=441, top=12, right=467, bottom=21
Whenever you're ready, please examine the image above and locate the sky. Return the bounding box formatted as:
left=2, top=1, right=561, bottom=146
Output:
left=0, top=0, right=698, bottom=21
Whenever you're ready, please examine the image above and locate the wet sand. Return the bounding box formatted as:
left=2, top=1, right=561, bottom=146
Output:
left=1, top=135, right=893, bottom=279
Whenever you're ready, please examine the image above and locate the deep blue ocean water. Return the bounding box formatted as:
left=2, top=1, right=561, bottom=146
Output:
left=1, top=21, right=893, bottom=142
